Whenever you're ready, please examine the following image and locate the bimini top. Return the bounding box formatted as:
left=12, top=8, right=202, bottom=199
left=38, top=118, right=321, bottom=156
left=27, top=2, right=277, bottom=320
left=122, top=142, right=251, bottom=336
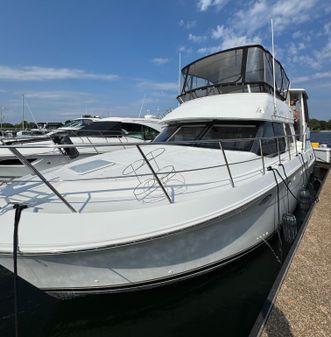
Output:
left=178, top=45, right=290, bottom=103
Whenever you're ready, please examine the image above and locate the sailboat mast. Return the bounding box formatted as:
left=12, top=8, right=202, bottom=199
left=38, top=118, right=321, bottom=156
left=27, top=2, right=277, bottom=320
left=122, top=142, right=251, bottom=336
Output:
left=22, top=94, right=25, bottom=129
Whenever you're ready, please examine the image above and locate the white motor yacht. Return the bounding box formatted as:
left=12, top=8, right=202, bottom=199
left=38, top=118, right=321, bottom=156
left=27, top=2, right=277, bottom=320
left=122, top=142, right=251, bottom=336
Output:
left=0, top=45, right=315, bottom=298
left=0, top=116, right=161, bottom=179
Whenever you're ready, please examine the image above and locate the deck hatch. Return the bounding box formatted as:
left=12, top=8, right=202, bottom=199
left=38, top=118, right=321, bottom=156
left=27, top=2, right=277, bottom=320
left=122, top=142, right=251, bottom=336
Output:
left=70, top=159, right=114, bottom=174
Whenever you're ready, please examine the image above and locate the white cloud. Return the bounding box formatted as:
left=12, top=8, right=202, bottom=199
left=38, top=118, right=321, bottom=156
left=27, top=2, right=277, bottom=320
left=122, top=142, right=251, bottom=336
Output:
left=0, top=65, right=118, bottom=81
left=209, top=25, right=261, bottom=50
left=197, top=0, right=228, bottom=12
left=137, top=81, right=178, bottom=91
left=178, top=45, right=193, bottom=54
left=197, top=46, right=221, bottom=54
left=234, top=0, right=318, bottom=35
left=197, top=0, right=212, bottom=11
left=188, top=33, right=207, bottom=43
left=292, top=70, right=331, bottom=83
left=151, top=58, right=169, bottom=65
left=324, top=22, right=331, bottom=35
left=290, top=37, right=331, bottom=69
left=23, top=91, right=90, bottom=100
left=179, top=19, right=197, bottom=29
left=211, top=25, right=225, bottom=39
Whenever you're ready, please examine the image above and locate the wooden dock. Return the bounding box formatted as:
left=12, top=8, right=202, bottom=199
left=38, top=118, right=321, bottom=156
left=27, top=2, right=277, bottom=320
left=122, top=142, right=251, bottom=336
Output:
left=250, top=168, right=330, bottom=337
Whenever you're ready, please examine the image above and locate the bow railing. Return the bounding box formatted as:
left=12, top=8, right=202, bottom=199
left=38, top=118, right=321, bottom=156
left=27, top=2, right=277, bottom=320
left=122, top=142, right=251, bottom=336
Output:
left=0, top=132, right=311, bottom=213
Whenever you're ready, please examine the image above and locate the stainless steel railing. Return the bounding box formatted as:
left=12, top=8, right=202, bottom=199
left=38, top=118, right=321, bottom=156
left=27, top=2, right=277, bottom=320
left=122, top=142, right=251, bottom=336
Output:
left=0, top=132, right=310, bottom=212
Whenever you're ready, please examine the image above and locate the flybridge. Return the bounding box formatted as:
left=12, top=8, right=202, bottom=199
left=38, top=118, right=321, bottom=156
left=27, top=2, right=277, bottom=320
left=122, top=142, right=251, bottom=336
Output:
left=177, top=45, right=290, bottom=103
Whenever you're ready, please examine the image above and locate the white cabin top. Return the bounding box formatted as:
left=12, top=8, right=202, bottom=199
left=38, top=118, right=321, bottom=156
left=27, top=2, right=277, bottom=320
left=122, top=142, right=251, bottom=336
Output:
left=163, top=45, right=298, bottom=125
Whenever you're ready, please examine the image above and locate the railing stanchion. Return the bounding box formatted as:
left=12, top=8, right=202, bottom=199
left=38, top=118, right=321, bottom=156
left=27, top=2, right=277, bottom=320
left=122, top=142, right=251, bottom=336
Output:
left=136, top=145, right=173, bottom=204
left=276, top=138, right=281, bottom=164
left=86, top=136, right=99, bottom=154
left=8, top=147, right=77, bottom=213
left=294, top=134, right=298, bottom=155
left=219, top=141, right=235, bottom=188
left=287, top=135, right=291, bottom=160
left=259, top=139, right=266, bottom=175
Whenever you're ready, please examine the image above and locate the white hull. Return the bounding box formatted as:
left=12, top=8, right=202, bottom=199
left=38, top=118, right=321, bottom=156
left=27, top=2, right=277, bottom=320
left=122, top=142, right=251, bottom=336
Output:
left=0, top=157, right=313, bottom=298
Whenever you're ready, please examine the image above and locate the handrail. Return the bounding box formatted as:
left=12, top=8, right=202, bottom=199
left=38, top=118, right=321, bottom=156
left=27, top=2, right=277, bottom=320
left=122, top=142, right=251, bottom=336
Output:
left=219, top=141, right=235, bottom=187
left=136, top=145, right=173, bottom=204
left=0, top=133, right=307, bottom=149
left=0, top=132, right=310, bottom=211
left=259, top=139, right=266, bottom=175
left=7, top=147, right=77, bottom=213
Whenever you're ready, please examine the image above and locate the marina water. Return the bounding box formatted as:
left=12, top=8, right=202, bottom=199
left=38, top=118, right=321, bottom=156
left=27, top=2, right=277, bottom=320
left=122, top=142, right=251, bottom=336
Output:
left=310, top=131, right=331, bottom=147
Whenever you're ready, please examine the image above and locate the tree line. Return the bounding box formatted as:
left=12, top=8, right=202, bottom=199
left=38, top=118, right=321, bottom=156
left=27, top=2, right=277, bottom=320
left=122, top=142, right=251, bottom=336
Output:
left=309, top=119, right=331, bottom=131
left=0, top=121, right=38, bottom=129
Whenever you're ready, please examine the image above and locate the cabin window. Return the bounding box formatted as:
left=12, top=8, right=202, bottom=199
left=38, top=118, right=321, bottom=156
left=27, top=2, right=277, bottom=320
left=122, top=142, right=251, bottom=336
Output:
left=143, top=126, right=159, bottom=141
left=122, top=123, right=144, bottom=139
left=154, top=121, right=259, bottom=151
left=201, top=123, right=259, bottom=151
left=76, top=122, right=122, bottom=137
left=154, top=125, right=178, bottom=142
left=260, top=122, right=277, bottom=156
left=154, top=121, right=290, bottom=157
left=273, top=123, right=286, bottom=153
left=121, top=123, right=159, bottom=141
left=168, top=124, right=206, bottom=142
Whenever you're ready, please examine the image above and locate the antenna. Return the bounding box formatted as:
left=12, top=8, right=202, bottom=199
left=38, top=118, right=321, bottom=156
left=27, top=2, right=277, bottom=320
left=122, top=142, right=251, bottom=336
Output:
left=271, top=19, right=277, bottom=114
left=138, top=94, right=146, bottom=118
left=178, top=52, right=182, bottom=95
left=0, top=106, right=6, bottom=137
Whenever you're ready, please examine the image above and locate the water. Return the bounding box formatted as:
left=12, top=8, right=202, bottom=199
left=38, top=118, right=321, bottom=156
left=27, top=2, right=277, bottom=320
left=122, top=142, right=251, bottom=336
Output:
left=0, top=243, right=281, bottom=337
left=310, top=131, right=331, bottom=147
left=0, top=171, right=324, bottom=337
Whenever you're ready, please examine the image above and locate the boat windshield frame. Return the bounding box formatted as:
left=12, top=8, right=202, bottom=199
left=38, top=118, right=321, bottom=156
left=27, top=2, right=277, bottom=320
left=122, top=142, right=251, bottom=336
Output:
left=178, top=45, right=290, bottom=103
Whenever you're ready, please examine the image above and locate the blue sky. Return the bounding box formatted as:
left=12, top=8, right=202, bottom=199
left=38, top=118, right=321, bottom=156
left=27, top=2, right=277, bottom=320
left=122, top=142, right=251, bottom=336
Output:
left=0, top=0, right=330, bottom=123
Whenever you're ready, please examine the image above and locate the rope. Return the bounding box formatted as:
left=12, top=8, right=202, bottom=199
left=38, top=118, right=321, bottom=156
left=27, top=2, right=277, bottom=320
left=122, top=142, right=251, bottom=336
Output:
left=272, top=167, right=300, bottom=203
left=12, top=203, right=28, bottom=337
left=278, top=163, right=290, bottom=212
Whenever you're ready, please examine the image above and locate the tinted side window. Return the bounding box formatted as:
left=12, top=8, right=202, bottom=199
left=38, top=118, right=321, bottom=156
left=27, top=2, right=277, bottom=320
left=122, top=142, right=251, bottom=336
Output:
left=143, top=126, right=159, bottom=141
left=261, top=122, right=277, bottom=157
left=121, top=123, right=144, bottom=139
left=168, top=125, right=206, bottom=142
left=272, top=123, right=286, bottom=153
left=153, top=125, right=178, bottom=142
left=202, top=124, right=259, bottom=151
left=76, top=122, right=122, bottom=136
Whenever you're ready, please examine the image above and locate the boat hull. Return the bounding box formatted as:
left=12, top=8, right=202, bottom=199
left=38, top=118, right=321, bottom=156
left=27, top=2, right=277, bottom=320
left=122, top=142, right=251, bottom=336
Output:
left=0, top=162, right=312, bottom=298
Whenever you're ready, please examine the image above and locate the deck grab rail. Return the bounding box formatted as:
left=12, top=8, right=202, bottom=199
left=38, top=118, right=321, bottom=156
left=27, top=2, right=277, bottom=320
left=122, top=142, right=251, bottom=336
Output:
left=0, top=133, right=310, bottom=211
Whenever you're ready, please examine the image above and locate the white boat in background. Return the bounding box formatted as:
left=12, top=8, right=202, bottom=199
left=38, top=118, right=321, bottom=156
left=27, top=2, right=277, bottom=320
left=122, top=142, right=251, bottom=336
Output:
left=0, top=45, right=314, bottom=298
left=0, top=116, right=162, bottom=179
